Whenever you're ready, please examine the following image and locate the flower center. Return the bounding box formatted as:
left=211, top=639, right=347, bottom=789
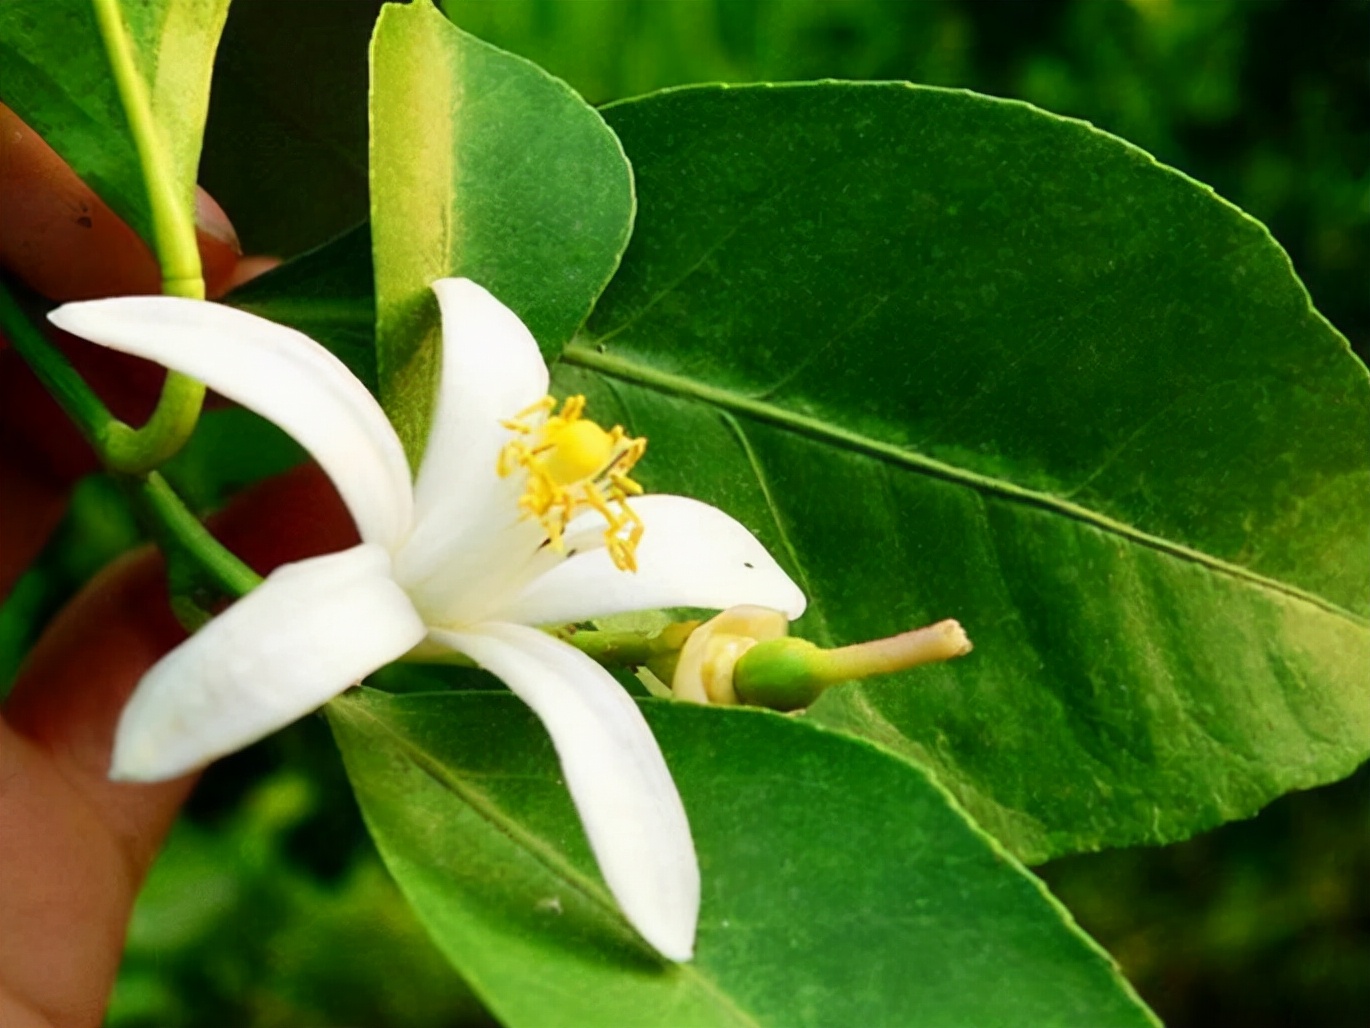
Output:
left=497, top=395, right=647, bottom=571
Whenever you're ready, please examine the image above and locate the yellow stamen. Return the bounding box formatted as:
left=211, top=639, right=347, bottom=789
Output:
left=497, top=394, right=647, bottom=571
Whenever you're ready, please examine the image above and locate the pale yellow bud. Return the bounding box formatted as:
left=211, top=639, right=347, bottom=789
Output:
left=670, top=605, right=790, bottom=705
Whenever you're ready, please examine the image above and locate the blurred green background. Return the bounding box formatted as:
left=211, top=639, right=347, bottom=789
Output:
left=2, top=1, right=1365, bottom=1024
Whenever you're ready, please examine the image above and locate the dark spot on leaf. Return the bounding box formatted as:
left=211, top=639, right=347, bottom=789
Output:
left=75, top=215, right=93, bottom=228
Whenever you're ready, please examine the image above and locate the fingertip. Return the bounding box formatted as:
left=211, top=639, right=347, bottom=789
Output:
left=194, top=187, right=240, bottom=252
left=213, top=254, right=282, bottom=298
left=196, top=187, right=245, bottom=299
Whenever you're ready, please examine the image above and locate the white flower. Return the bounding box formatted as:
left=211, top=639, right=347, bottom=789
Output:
left=49, top=278, right=805, bottom=961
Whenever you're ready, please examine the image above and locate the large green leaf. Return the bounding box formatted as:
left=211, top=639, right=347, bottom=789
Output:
left=369, top=0, right=635, bottom=462
left=227, top=224, right=378, bottom=393
left=0, top=0, right=228, bottom=248
left=199, top=0, right=379, bottom=257
left=554, top=83, right=1370, bottom=863
left=330, top=688, right=1158, bottom=1027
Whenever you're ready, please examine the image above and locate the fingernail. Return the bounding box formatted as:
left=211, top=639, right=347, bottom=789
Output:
left=222, top=255, right=282, bottom=293
left=194, top=187, right=240, bottom=253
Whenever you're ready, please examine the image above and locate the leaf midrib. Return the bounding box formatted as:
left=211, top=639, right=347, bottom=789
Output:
left=335, top=693, right=765, bottom=1028
left=562, top=342, right=1369, bottom=628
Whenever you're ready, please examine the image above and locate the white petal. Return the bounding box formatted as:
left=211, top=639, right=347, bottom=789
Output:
left=395, top=279, right=549, bottom=597
left=430, top=622, right=698, bottom=961
left=495, top=495, right=807, bottom=626
left=111, top=545, right=425, bottom=782
left=49, top=298, right=413, bottom=550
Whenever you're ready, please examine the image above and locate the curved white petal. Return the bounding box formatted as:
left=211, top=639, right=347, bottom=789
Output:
left=494, top=495, right=807, bottom=627
left=111, top=545, right=425, bottom=782
left=401, top=517, right=550, bottom=629
left=396, top=279, right=549, bottom=593
left=429, top=622, right=698, bottom=961
left=49, top=298, right=413, bottom=550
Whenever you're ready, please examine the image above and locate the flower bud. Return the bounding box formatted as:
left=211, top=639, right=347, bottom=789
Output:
left=670, top=605, right=790, bottom=705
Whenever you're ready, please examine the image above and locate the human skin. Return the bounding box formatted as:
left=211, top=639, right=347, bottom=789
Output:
left=0, top=104, right=351, bottom=1027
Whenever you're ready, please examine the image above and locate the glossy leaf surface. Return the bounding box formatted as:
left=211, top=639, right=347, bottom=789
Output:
left=331, top=688, right=1158, bottom=1028
left=227, top=224, right=378, bottom=393
left=553, top=83, right=1370, bottom=863
left=200, top=0, right=379, bottom=257
left=0, top=0, right=227, bottom=245
left=369, top=0, right=634, bottom=461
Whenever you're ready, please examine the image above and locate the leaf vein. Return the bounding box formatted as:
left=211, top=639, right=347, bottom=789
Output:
left=336, top=695, right=768, bottom=1027
left=561, top=345, right=1368, bottom=628
left=721, top=413, right=836, bottom=646
left=338, top=695, right=644, bottom=940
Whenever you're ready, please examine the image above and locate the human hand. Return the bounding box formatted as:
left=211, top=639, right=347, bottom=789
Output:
left=0, top=104, right=350, bottom=1027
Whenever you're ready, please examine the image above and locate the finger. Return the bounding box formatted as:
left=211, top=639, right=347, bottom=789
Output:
left=0, top=725, right=173, bottom=1027
left=4, top=462, right=356, bottom=764
left=0, top=463, right=353, bottom=1024
left=0, top=551, right=188, bottom=1028
left=2, top=465, right=353, bottom=871
left=0, top=103, right=242, bottom=301
left=221, top=254, right=283, bottom=294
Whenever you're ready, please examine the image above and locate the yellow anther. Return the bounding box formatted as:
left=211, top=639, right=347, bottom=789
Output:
left=497, top=394, right=647, bottom=571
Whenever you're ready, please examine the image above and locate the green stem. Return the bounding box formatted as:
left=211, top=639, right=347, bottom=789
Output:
left=91, top=0, right=204, bottom=298
left=5, top=281, right=253, bottom=624
left=0, top=280, right=116, bottom=444
left=99, top=374, right=207, bottom=474
left=3, top=275, right=206, bottom=474
left=134, top=472, right=262, bottom=599
left=552, top=623, right=699, bottom=667
left=91, top=0, right=206, bottom=471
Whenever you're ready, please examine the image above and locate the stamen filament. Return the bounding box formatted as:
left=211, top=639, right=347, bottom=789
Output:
left=498, top=394, right=648, bottom=571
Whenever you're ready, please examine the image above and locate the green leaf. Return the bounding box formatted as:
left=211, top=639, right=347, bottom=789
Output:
left=161, top=406, right=306, bottom=513
left=111, top=770, right=486, bottom=1027
left=0, top=0, right=228, bottom=261
left=330, top=688, right=1158, bottom=1027
left=199, top=0, right=378, bottom=257
left=369, top=0, right=635, bottom=463
left=227, top=224, right=378, bottom=393
left=556, top=83, right=1370, bottom=863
